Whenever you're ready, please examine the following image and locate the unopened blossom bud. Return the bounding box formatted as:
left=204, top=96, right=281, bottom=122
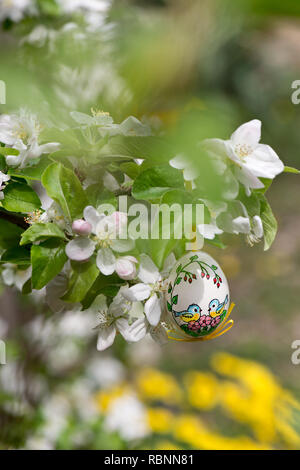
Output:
left=72, top=219, right=92, bottom=236
left=115, top=256, right=137, bottom=280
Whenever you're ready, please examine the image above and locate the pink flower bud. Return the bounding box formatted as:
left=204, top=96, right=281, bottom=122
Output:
left=72, top=219, right=92, bottom=236
left=115, top=256, right=138, bottom=280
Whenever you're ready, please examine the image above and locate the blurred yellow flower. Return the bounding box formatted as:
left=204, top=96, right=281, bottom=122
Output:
left=184, top=371, right=219, bottom=410
left=147, top=407, right=175, bottom=434
left=136, top=368, right=182, bottom=404
left=211, top=353, right=300, bottom=447
left=174, top=414, right=270, bottom=450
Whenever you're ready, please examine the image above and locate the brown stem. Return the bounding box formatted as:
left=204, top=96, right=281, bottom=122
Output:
left=0, top=209, right=29, bottom=229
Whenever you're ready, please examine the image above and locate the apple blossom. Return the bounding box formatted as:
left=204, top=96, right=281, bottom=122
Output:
left=205, top=119, right=284, bottom=195
left=0, top=110, right=59, bottom=169
left=85, top=289, right=147, bottom=351
left=0, top=0, right=35, bottom=23
left=65, top=205, right=136, bottom=278
left=122, top=253, right=176, bottom=327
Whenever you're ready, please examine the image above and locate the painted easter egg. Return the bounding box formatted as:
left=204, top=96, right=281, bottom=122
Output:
left=165, top=252, right=230, bottom=338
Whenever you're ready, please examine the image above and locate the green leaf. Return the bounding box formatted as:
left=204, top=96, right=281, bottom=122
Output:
left=0, top=246, right=30, bottom=265
left=85, top=184, right=116, bottom=209
left=42, top=162, right=88, bottom=220
left=0, top=155, right=6, bottom=172
left=284, top=166, right=300, bottom=174
left=239, top=187, right=260, bottom=216
left=258, top=194, right=278, bottom=251
left=39, top=127, right=79, bottom=149
left=31, top=239, right=67, bottom=290
left=81, top=272, right=123, bottom=309
left=119, top=162, right=140, bottom=179
left=205, top=236, right=227, bottom=250
left=132, top=165, right=184, bottom=202
left=106, top=136, right=174, bottom=163
left=0, top=219, right=23, bottom=249
left=167, top=301, right=172, bottom=312
left=2, top=182, right=41, bottom=213
left=62, top=259, right=99, bottom=303
left=8, top=157, right=52, bottom=180
left=0, top=147, right=19, bottom=157
left=22, top=278, right=32, bottom=295
left=175, top=277, right=182, bottom=285
left=172, top=295, right=178, bottom=305
left=20, top=223, right=66, bottom=246
left=254, top=178, right=273, bottom=194
left=176, top=264, right=182, bottom=273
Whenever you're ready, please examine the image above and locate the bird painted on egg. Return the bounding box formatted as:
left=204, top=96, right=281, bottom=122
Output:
left=173, top=304, right=202, bottom=323
left=208, top=295, right=229, bottom=318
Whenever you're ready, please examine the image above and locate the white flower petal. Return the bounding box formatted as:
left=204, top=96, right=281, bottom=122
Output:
left=252, top=215, right=264, bottom=238
left=97, top=325, right=116, bottom=351
left=234, top=165, right=264, bottom=190
left=197, top=223, right=223, bottom=240
left=138, top=254, right=160, bottom=284
left=169, top=154, right=186, bottom=170
left=116, top=317, right=147, bottom=343
left=144, top=294, right=162, bottom=326
left=119, top=116, right=151, bottom=136
left=65, top=237, right=95, bottom=261
left=38, top=142, right=60, bottom=155
left=232, top=216, right=251, bottom=234
left=122, top=283, right=151, bottom=302
left=0, top=171, right=10, bottom=185
left=83, top=206, right=103, bottom=233
left=96, top=247, right=116, bottom=275
left=89, top=294, right=108, bottom=315
left=128, top=301, right=144, bottom=319
left=231, top=119, right=261, bottom=148
left=183, top=165, right=198, bottom=181
left=6, top=154, right=21, bottom=167
left=245, top=144, right=284, bottom=179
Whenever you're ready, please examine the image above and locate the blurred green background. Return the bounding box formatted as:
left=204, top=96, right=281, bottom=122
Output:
left=1, top=0, right=300, bottom=450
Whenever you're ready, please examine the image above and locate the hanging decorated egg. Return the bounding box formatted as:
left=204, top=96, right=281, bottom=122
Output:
left=165, top=251, right=230, bottom=339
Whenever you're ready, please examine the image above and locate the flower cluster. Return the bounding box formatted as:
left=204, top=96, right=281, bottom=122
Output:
left=0, top=108, right=294, bottom=352
left=173, top=119, right=285, bottom=247
left=187, top=315, right=221, bottom=333
left=0, top=3, right=296, bottom=353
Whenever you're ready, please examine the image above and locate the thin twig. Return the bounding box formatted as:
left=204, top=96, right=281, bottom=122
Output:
left=0, top=209, right=29, bottom=229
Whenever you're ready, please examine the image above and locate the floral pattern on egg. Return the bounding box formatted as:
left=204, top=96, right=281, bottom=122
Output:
left=165, top=252, right=230, bottom=338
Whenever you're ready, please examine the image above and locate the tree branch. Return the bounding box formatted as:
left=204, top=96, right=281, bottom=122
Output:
left=0, top=209, right=29, bottom=229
